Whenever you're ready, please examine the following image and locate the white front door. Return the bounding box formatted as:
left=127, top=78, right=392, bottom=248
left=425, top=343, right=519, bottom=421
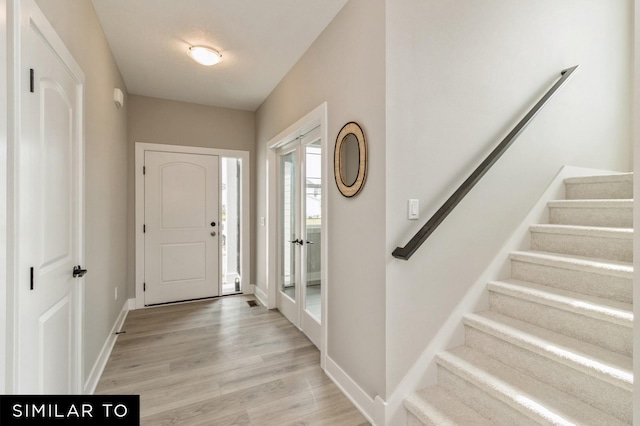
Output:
left=144, top=151, right=220, bottom=305
left=276, top=128, right=323, bottom=348
left=16, top=0, right=85, bottom=393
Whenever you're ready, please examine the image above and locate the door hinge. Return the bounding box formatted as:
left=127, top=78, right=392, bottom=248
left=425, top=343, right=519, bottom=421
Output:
left=143, top=166, right=146, bottom=175
left=30, top=267, right=34, bottom=290
left=29, top=69, right=34, bottom=93
left=143, top=224, right=146, bottom=233
left=143, top=283, right=146, bottom=291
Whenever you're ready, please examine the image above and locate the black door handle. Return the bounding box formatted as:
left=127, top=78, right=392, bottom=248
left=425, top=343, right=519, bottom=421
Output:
left=73, top=265, right=87, bottom=278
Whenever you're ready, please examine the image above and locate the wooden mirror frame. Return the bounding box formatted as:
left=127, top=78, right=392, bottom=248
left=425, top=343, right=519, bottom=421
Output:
left=334, top=122, right=367, bottom=197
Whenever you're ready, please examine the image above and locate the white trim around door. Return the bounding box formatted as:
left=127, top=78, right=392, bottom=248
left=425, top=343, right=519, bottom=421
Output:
left=266, top=103, right=328, bottom=369
left=1, top=0, right=9, bottom=394
left=134, top=143, right=250, bottom=310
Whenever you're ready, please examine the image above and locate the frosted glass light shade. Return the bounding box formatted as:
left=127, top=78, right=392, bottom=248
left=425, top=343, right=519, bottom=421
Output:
left=188, top=46, right=222, bottom=66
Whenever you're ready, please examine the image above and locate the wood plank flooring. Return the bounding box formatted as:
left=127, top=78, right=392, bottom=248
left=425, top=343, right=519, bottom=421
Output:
left=95, top=295, right=369, bottom=425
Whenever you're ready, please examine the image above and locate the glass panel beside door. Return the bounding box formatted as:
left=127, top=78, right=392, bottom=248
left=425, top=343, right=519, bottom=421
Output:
left=221, top=157, right=243, bottom=295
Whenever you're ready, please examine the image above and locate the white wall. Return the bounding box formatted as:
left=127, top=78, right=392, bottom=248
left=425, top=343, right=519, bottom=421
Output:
left=34, top=0, right=128, bottom=383
left=256, top=0, right=387, bottom=399
left=385, top=0, right=632, bottom=396
left=0, top=0, right=7, bottom=393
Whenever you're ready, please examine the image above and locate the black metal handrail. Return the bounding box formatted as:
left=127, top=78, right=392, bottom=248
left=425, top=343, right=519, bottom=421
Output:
left=392, top=66, right=579, bottom=260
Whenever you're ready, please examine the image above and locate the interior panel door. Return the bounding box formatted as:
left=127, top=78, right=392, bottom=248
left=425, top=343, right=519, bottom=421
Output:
left=144, top=151, right=219, bottom=305
left=17, top=0, right=84, bottom=394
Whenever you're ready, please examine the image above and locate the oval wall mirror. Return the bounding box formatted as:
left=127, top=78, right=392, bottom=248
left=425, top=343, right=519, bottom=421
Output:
left=334, top=122, right=367, bottom=197
left=342, top=133, right=360, bottom=186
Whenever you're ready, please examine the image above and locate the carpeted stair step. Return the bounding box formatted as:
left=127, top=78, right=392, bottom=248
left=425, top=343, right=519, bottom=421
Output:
left=529, top=224, right=632, bottom=262
left=548, top=199, right=632, bottom=228
left=509, top=250, right=632, bottom=303
left=404, top=386, right=493, bottom=426
left=463, top=311, right=632, bottom=422
left=436, top=346, right=627, bottom=426
left=487, top=279, right=632, bottom=356
left=405, top=173, right=634, bottom=425
left=564, top=173, right=632, bottom=200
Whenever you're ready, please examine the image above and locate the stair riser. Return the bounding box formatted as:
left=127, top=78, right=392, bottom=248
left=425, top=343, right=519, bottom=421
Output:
left=565, top=181, right=632, bottom=200
left=436, top=367, right=538, bottom=426
left=549, top=206, right=632, bottom=228
left=530, top=232, right=632, bottom=262
left=510, top=259, right=632, bottom=304
left=407, top=412, right=428, bottom=426
left=489, top=292, right=632, bottom=356
left=464, top=326, right=632, bottom=423
left=405, top=387, right=497, bottom=426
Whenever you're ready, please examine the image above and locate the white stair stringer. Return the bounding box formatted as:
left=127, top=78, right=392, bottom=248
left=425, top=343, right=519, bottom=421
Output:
left=405, top=172, right=633, bottom=425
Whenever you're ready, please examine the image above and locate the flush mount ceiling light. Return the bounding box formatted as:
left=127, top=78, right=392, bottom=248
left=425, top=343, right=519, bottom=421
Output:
left=188, top=46, right=222, bottom=66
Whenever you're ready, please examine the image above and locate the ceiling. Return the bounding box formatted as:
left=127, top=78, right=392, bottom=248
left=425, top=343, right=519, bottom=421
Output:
left=91, top=0, right=348, bottom=111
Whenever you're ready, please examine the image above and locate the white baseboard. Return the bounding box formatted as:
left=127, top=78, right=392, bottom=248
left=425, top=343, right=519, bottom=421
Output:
left=83, top=299, right=130, bottom=394
left=325, top=356, right=385, bottom=425
left=382, top=166, right=617, bottom=425
left=253, top=284, right=268, bottom=308
left=127, top=298, right=136, bottom=311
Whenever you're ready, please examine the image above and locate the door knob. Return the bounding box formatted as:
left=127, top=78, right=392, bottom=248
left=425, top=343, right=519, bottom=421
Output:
left=211, top=231, right=217, bottom=237
left=72, top=265, right=87, bottom=278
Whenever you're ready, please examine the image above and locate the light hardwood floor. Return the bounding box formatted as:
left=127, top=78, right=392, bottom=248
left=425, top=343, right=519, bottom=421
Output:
left=96, top=295, right=369, bottom=426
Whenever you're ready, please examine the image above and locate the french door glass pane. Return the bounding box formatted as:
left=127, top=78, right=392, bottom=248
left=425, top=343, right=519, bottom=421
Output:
left=304, top=140, right=321, bottom=321
left=280, top=152, right=296, bottom=299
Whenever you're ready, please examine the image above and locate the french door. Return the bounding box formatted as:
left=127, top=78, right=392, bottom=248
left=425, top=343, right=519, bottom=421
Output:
left=277, top=128, right=322, bottom=348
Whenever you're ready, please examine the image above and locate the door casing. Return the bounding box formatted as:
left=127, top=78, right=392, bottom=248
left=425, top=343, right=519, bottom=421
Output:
left=134, top=142, right=250, bottom=310
left=1, top=0, right=9, bottom=394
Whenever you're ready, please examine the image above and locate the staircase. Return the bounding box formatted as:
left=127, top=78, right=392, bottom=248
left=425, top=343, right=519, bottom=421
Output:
left=405, top=173, right=633, bottom=425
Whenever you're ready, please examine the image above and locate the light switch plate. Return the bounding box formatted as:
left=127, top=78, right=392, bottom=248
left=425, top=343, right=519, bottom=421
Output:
left=408, top=199, right=419, bottom=220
